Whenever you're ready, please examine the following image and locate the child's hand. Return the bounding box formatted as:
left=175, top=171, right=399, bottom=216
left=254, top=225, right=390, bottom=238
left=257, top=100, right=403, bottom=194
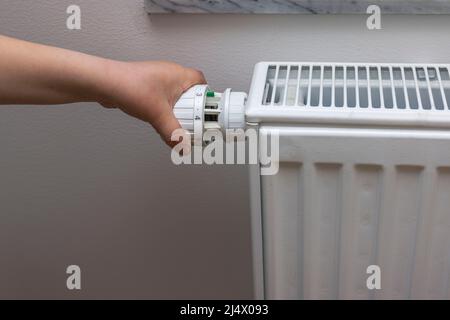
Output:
left=101, top=61, right=206, bottom=146
left=0, top=35, right=205, bottom=147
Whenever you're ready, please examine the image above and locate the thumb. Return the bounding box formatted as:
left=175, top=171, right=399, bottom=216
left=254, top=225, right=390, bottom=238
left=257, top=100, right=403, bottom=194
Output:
left=152, top=106, right=186, bottom=148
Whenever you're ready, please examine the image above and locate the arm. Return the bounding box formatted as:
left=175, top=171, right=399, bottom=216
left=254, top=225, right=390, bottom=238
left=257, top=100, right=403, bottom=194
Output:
left=0, top=35, right=206, bottom=145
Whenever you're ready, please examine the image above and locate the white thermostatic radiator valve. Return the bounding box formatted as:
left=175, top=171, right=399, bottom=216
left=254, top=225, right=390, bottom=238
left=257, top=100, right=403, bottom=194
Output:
left=173, top=85, right=247, bottom=141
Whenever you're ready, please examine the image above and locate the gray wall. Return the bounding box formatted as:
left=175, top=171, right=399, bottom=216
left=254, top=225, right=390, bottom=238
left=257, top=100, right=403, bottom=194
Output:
left=0, top=0, right=449, bottom=299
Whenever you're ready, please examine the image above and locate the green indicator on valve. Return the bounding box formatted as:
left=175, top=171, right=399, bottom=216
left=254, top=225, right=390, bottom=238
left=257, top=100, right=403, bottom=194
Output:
left=206, top=91, right=215, bottom=97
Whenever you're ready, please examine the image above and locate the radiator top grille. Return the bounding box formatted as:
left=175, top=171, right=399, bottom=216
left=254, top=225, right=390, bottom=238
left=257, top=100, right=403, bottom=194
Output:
left=263, top=63, right=450, bottom=111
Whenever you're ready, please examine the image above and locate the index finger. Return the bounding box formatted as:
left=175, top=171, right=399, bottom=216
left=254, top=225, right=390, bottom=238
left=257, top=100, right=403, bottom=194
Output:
left=182, top=68, right=207, bottom=91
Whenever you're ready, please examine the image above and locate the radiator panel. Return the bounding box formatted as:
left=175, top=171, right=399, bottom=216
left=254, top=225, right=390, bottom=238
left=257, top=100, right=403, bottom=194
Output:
left=259, top=126, right=450, bottom=299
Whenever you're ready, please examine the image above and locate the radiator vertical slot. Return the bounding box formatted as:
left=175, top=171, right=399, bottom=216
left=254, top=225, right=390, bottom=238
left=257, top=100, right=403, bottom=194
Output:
left=263, top=65, right=276, bottom=105
left=322, top=66, right=332, bottom=107
left=428, top=67, right=444, bottom=110
left=270, top=65, right=280, bottom=106
left=346, top=66, right=356, bottom=108
left=294, top=64, right=302, bottom=106
left=273, top=65, right=287, bottom=106
left=310, top=66, right=321, bottom=107
left=343, top=66, right=348, bottom=107
left=331, top=66, right=336, bottom=107
left=367, top=66, right=373, bottom=108
left=425, top=67, right=436, bottom=110
left=335, top=66, right=344, bottom=108
left=404, top=67, right=419, bottom=109
left=370, top=67, right=381, bottom=108
left=401, top=67, right=411, bottom=109
left=358, top=67, right=369, bottom=108
left=378, top=66, right=385, bottom=108
left=436, top=67, right=449, bottom=110
left=381, top=67, right=394, bottom=108
left=416, top=67, right=432, bottom=110
left=439, top=67, right=450, bottom=109
left=286, top=66, right=299, bottom=106
left=298, top=66, right=310, bottom=106
left=393, top=67, right=406, bottom=109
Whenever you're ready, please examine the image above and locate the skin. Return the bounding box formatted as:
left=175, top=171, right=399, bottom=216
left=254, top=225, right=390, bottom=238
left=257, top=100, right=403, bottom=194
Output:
left=0, top=35, right=206, bottom=146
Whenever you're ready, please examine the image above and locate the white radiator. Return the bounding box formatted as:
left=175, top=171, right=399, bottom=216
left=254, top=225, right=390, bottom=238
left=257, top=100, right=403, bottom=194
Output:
left=175, top=62, right=450, bottom=299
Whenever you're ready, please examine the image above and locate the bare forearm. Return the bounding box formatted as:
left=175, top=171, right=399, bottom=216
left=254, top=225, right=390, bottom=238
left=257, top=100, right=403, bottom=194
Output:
left=0, top=35, right=112, bottom=105
left=0, top=35, right=206, bottom=146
